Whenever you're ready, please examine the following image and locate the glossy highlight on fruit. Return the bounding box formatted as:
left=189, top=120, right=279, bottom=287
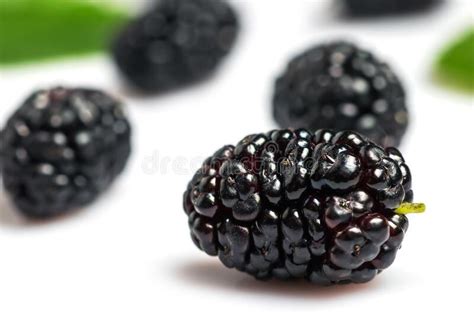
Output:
left=273, top=41, right=408, bottom=147
left=112, top=0, right=239, bottom=92
left=183, top=129, right=419, bottom=285
left=1, top=87, right=131, bottom=218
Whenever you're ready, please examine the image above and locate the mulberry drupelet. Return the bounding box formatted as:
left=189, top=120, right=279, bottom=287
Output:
left=183, top=129, right=424, bottom=285
left=112, top=0, right=239, bottom=92
left=1, top=87, right=131, bottom=218
left=273, top=41, right=409, bottom=147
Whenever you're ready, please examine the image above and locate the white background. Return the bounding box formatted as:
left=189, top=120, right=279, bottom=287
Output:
left=1, top=1, right=473, bottom=314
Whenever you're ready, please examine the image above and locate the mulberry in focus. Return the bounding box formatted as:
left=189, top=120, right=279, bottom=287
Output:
left=183, top=129, right=423, bottom=285
left=112, top=0, right=239, bottom=92
left=1, top=87, right=131, bottom=218
left=273, top=41, right=408, bottom=147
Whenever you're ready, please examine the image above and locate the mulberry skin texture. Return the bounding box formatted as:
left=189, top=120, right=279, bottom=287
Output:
left=1, top=87, right=131, bottom=218
left=183, top=129, right=423, bottom=285
left=273, top=41, right=408, bottom=147
left=112, top=0, right=239, bottom=92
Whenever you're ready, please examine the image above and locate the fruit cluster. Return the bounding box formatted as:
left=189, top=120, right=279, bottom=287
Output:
left=0, top=0, right=428, bottom=287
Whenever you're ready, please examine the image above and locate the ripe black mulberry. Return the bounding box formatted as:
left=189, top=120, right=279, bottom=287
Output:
left=183, top=129, right=423, bottom=285
left=1, top=87, right=132, bottom=218
left=112, top=0, right=239, bottom=92
left=273, top=41, right=408, bottom=147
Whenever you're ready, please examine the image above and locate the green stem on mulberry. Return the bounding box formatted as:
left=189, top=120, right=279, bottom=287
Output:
left=395, top=203, right=426, bottom=215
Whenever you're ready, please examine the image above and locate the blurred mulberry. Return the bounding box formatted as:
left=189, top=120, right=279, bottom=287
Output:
left=1, top=87, right=131, bottom=218
left=112, top=0, right=239, bottom=92
left=273, top=41, right=408, bottom=147
left=341, top=0, right=441, bottom=16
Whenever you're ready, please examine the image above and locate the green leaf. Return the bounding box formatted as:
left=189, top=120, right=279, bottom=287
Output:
left=0, top=0, right=130, bottom=66
left=435, top=27, right=474, bottom=93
